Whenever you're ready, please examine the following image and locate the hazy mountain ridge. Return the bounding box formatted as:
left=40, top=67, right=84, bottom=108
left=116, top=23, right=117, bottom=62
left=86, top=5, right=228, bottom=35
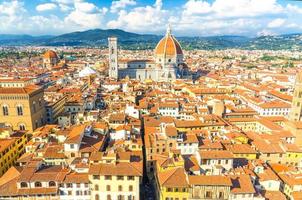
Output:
left=1, top=29, right=302, bottom=50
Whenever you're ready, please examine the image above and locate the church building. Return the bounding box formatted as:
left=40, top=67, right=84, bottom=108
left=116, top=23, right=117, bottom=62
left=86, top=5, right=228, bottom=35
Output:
left=108, top=26, right=189, bottom=81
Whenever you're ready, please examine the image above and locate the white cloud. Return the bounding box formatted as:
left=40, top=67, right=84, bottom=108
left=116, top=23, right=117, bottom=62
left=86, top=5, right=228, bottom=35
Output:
left=0, top=0, right=108, bottom=35
left=107, top=0, right=170, bottom=33
left=268, top=18, right=286, bottom=28
left=36, top=3, right=57, bottom=12
left=51, top=0, right=82, bottom=12
left=111, top=0, right=136, bottom=13
left=183, top=0, right=212, bottom=15
left=2, top=0, right=302, bottom=36
left=64, top=2, right=107, bottom=29
left=175, top=0, right=287, bottom=36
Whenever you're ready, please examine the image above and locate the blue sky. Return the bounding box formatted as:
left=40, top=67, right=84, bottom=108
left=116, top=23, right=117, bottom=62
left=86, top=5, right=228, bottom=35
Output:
left=1, top=0, right=302, bottom=36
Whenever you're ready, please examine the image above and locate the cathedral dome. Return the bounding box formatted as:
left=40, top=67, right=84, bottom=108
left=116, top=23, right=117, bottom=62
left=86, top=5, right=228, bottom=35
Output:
left=155, top=26, right=183, bottom=57
left=43, top=50, right=58, bottom=59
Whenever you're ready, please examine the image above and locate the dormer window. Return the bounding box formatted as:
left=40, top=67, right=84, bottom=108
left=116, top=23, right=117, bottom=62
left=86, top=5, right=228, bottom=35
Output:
left=49, top=181, right=56, bottom=187
left=35, top=182, right=42, bottom=187
left=20, top=182, right=28, bottom=188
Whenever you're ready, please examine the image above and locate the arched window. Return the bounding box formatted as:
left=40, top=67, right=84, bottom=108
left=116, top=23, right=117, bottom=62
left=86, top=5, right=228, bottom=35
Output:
left=19, top=124, right=26, bottom=131
left=17, top=105, right=23, bottom=116
left=32, top=101, right=36, bottom=113
left=2, top=105, right=8, bottom=116
left=20, top=182, right=28, bottom=188
left=49, top=181, right=56, bottom=187
left=35, top=182, right=42, bottom=187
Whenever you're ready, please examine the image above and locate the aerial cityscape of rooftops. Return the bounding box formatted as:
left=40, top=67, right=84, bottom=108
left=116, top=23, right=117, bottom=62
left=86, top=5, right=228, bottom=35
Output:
left=2, top=0, right=302, bottom=200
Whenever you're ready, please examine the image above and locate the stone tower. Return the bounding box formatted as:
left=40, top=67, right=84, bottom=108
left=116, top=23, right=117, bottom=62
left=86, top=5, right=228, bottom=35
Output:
left=289, top=71, right=302, bottom=121
left=108, top=37, right=118, bottom=79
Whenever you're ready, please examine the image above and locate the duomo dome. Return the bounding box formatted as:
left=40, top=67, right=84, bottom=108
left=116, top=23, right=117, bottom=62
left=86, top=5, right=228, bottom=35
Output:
left=154, top=26, right=184, bottom=67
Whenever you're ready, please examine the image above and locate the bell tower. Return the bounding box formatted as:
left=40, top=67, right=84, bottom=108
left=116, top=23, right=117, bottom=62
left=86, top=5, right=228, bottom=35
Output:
left=108, top=37, right=118, bottom=79
left=289, top=71, right=302, bottom=121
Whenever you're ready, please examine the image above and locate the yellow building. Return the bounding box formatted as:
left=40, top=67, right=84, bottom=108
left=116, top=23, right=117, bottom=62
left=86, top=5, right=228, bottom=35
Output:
left=0, top=128, right=28, bottom=176
left=0, top=85, right=46, bottom=132
left=156, top=167, right=190, bottom=200
left=225, top=143, right=258, bottom=162
left=89, top=162, right=143, bottom=200
left=284, top=144, right=302, bottom=166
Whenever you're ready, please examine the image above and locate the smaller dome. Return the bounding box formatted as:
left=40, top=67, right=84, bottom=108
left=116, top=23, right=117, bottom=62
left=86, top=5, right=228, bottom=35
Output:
left=43, top=50, right=58, bottom=59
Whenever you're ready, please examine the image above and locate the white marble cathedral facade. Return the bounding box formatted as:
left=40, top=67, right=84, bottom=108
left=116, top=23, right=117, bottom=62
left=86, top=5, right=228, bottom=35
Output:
left=108, top=26, right=188, bottom=81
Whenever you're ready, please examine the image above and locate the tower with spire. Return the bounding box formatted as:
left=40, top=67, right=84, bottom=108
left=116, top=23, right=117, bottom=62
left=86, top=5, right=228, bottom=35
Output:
left=289, top=71, right=302, bottom=121
left=108, top=37, right=118, bottom=79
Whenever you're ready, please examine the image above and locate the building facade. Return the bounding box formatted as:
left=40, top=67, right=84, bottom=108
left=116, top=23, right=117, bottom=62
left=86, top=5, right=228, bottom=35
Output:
left=0, top=85, right=46, bottom=132
left=108, top=26, right=189, bottom=82
left=43, top=50, right=59, bottom=69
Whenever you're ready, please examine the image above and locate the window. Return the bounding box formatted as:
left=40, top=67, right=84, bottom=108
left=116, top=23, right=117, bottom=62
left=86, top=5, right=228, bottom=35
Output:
left=93, top=175, right=100, bottom=180
left=17, top=105, right=23, bottom=116
left=95, top=194, right=100, bottom=200
left=20, top=182, right=28, bottom=188
left=219, top=192, right=224, bottom=199
left=70, top=144, right=75, bottom=149
left=117, top=176, right=124, bottom=180
left=129, top=185, right=133, bottom=192
left=106, top=185, right=111, bottom=191
left=49, top=181, right=56, bottom=187
left=167, top=188, right=173, bottom=192
left=118, top=185, right=123, bottom=191
left=105, top=175, right=112, bottom=180
left=32, top=101, right=36, bottom=113
left=2, top=105, right=8, bottom=116
left=35, top=182, right=42, bottom=187
left=107, top=195, right=111, bottom=200
left=127, top=176, right=134, bottom=180
left=206, top=191, right=212, bottom=198
left=19, top=124, right=25, bottom=131
left=94, top=185, right=99, bottom=191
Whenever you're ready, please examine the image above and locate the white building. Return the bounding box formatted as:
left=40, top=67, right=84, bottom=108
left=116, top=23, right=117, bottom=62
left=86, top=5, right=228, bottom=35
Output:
left=108, top=26, right=189, bottom=82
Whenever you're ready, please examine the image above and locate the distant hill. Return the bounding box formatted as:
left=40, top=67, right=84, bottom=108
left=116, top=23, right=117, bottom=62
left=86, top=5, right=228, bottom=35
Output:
left=1, top=29, right=302, bottom=50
